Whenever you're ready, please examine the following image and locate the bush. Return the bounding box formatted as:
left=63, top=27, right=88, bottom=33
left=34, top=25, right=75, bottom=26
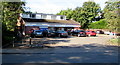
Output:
left=2, top=31, right=14, bottom=46
left=89, top=19, right=108, bottom=29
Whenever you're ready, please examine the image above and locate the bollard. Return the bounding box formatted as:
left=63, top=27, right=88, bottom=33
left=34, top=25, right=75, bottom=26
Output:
left=29, top=37, right=32, bottom=45
left=13, top=37, right=15, bottom=47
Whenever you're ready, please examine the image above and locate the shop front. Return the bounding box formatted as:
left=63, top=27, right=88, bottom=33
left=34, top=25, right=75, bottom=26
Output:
left=22, top=18, right=81, bottom=35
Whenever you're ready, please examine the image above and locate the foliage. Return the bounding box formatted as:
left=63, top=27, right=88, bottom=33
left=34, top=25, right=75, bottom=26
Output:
left=104, top=1, right=120, bottom=33
left=57, top=1, right=100, bottom=29
left=89, top=19, right=108, bottom=29
left=57, top=8, right=73, bottom=19
left=2, top=1, right=25, bottom=31
left=2, top=1, right=25, bottom=46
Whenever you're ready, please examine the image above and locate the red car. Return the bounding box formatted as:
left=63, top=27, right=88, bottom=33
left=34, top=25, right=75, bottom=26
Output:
left=86, top=30, right=96, bottom=36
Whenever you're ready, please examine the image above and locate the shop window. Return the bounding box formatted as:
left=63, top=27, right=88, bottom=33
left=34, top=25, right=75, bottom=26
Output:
left=30, top=14, right=36, bottom=18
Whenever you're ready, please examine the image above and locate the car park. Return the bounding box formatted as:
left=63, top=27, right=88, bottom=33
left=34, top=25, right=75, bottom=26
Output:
left=86, top=30, right=96, bottom=36
left=30, top=30, right=43, bottom=38
left=56, top=30, right=68, bottom=37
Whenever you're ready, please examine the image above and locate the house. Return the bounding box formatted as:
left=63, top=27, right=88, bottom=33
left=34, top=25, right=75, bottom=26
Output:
left=17, top=13, right=81, bottom=35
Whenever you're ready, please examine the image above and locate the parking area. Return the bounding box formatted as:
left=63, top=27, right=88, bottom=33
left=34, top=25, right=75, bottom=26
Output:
left=16, top=34, right=117, bottom=48
left=3, top=34, right=119, bottom=63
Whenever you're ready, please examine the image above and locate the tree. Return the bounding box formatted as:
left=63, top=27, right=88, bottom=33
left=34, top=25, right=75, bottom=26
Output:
left=2, top=1, right=25, bottom=46
left=2, top=2, right=25, bottom=31
left=57, top=8, right=73, bottom=19
left=104, top=1, right=120, bottom=33
left=57, top=1, right=100, bottom=29
left=74, top=1, right=100, bottom=29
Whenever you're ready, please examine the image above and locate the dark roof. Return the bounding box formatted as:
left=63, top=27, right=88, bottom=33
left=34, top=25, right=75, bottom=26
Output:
left=22, top=18, right=80, bottom=25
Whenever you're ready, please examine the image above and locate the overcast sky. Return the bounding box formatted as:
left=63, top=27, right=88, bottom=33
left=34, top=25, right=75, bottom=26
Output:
left=24, top=0, right=108, bottom=14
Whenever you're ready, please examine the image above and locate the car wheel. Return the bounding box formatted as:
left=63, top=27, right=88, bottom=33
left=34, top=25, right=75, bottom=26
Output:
left=88, top=34, right=91, bottom=37
left=31, top=35, right=34, bottom=38
left=77, top=34, right=80, bottom=37
left=58, top=34, right=61, bottom=37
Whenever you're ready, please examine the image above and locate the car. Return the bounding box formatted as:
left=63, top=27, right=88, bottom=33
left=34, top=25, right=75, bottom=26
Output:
left=96, top=30, right=104, bottom=34
left=77, top=30, right=86, bottom=37
left=104, top=31, right=111, bottom=35
left=115, top=33, right=120, bottom=36
left=56, top=30, right=68, bottom=37
left=47, top=30, right=56, bottom=37
left=30, top=30, right=43, bottom=38
left=66, top=30, right=72, bottom=35
left=86, top=30, right=96, bottom=37
left=71, top=30, right=79, bottom=36
left=71, top=30, right=86, bottom=37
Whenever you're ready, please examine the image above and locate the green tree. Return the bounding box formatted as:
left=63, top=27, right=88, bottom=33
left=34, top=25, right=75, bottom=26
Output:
left=104, top=1, right=120, bottom=33
left=57, top=8, right=73, bottom=19
left=2, top=2, right=25, bottom=31
left=2, top=1, right=25, bottom=46
left=74, top=1, right=100, bottom=29
left=57, top=1, right=100, bottom=29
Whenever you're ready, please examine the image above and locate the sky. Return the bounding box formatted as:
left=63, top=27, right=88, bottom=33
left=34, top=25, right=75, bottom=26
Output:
left=23, top=0, right=109, bottom=14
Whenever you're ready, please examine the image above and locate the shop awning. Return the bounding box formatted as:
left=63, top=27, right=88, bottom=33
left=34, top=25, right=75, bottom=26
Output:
left=23, top=18, right=81, bottom=27
left=25, top=22, right=81, bottom=27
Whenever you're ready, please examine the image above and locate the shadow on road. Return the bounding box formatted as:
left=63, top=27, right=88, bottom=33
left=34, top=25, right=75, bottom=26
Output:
left=2, top=43, right=119, bottom=63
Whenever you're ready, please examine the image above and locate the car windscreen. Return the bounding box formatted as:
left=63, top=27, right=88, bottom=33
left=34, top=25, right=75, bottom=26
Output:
left=49, top=30, right=55, bottom=33
left=59, top=31, right=67, bottom=33
left=78, top=30, right=85, bottom=32
left=35, top=31, right=42, bottom=33
left=92, top=31, right=95, bottom=33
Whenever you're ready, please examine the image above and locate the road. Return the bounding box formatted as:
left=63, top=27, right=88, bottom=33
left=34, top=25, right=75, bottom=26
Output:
left=2, top=34, right=119, bottom=63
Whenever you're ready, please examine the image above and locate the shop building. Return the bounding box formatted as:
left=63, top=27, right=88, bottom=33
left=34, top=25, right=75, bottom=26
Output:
left=19, top=13, right=81, bottom=35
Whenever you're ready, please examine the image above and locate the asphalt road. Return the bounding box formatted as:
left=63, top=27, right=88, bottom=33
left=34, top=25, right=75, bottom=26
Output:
left=2, top=34, right=119, bottom=63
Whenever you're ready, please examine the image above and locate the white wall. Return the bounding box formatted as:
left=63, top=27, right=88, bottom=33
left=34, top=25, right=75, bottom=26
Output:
left=56, top=16, right=61, bottom=20
left=21, top=13, right=66, bottom=20
left=21, top=14, right=30, bottom=18
left=36, top=14, right=42, bottom=19
left=46, top=15, right=51, bottom=19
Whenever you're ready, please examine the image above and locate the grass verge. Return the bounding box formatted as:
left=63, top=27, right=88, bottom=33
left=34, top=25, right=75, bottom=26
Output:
left=109, top=36, right=120, bottom=46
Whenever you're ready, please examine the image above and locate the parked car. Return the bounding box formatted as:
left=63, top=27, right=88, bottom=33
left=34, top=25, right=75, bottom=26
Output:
left=96, top=30, right=104, bottom=34
left=30, top=30, right=43, bottom=38
left=115, top=33, right=120, bottom=36
left=104, top=31, right=111, bottom=35
left=67, top=30, right=72, bottom=35
left=86, top=30, right=96, bottom=36
left=56, top=30, right=68, bottom=37
left=42, top=30, right=48, bottom=37
left=47, top=30, right=56, bottom=37
left=71, top=30, right=86, bottom=37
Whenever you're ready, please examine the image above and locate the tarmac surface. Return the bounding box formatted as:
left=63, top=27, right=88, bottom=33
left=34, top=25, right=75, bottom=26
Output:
left=2, top=34, right=119, bottom=63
